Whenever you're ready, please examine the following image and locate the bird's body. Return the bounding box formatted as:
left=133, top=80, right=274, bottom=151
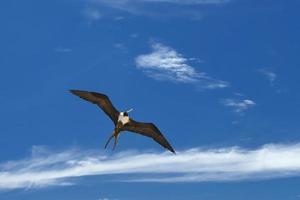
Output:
left=70, top=90, right=175, bottom=153
left=118, top=112, right=130, bottom=125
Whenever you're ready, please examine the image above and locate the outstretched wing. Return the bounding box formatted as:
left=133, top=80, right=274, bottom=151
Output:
left=70, top=90, right=119, bottom=125
left=122, top=119, right=175, bottom=153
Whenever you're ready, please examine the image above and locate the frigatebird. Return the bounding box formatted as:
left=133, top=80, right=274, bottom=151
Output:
left=70, top=90, right=175, bottom=153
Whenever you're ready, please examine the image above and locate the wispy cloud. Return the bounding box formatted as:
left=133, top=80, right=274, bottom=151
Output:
left=88, top=0, right=232, bottom=19
left=94, top=0, right=231, bottom=6
left=98, top=198, right=118, bottom=200
left=135, top=43, right=229, bottom=89
left=54, top=47, right=72, bottom=53
left=221, top=98, right=256, bottom=113
left=259, top=69, right=277, bottom=86
left=83, top=7, right=102, bottom=21
left=113, top=43, right=127, bottom=51
left=2, top=143, right=300, bottom=190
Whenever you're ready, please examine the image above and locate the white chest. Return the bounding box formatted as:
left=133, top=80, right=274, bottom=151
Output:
left=118, top=114, right=130, bottom=125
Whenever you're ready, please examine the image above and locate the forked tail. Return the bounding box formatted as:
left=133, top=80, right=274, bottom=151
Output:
left=104, top=130, right=119, bottom=150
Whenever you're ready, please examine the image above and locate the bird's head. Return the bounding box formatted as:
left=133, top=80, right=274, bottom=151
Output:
left=122, top=108, right=133, bottom=116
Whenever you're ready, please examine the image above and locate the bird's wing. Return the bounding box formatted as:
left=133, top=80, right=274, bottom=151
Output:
left=122, top=119, right=175, bottom=153
left=70, top=90, right=119, bottom=125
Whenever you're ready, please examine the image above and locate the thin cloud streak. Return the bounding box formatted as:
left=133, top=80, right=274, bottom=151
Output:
left=119, top=0, right=230, bottom=5
left=54, top=47, right=72, bottom=53
left=221, top=98, right=256, bottom=113
left=135, top=43, right=229, bottom=89
left=89, top=0, right=232, bottom=19
left=259, top=69, right=277, bottom=86
left=2, top=143, right=300, bottom=189
left=92, top=0, right=231, bottom=7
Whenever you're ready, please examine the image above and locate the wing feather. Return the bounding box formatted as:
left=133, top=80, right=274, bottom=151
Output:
left=123, top=119, right=175, bottom=153
left=70, top=90, right=119, bottom=124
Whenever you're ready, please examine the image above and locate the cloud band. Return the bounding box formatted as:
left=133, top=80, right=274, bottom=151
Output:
left=1, top=143, right=300, bottom=190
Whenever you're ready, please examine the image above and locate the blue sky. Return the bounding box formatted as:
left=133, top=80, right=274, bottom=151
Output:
left=1, top=0, right=300, bottom=199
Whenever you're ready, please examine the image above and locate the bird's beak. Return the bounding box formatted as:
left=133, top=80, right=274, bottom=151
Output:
left=127, top=108, right=133, bottom=113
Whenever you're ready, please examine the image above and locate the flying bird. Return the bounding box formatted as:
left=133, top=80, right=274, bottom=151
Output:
left=70, top=90, right=175, bottom=153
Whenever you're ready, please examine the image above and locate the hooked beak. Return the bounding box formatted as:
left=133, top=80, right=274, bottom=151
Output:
left=126, top=108, right=133, bottom=113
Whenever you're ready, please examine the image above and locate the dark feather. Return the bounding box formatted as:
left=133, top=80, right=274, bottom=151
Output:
left=122, top=119, right=175, bottom=153
left=70, top=90, right=119, bottom=124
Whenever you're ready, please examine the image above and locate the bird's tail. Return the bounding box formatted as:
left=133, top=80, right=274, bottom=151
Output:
left=104, top=130, right=119, bottom=150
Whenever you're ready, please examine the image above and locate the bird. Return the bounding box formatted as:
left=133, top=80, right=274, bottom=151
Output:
left=70, top=90, right=175, bottom=153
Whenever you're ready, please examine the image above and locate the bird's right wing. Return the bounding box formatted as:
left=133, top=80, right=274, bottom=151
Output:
left=70, top=90, right=119, bottom=125
left=122, top=119, right=175, bottom=153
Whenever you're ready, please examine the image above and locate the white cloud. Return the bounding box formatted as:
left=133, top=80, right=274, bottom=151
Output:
left=221, top=98, right=256, bottom=113
left=135, top=43, right=229, bottom=89
left=2, top=143, right=300, bottom=189
left=259, top=69, right=277, bottom=85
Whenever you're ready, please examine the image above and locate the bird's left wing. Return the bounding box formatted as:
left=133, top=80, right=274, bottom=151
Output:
left=122, top=119, right=175, bottom=153
left=70, top=90, right=119, bottom=125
